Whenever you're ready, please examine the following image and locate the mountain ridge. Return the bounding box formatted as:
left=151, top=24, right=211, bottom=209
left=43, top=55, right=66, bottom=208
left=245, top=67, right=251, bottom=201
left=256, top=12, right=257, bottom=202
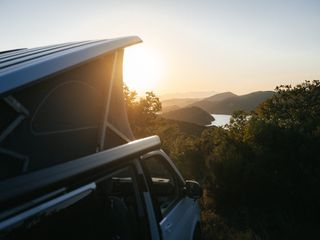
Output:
left=191, top=91, right=275, bottom=114
left=160, top=91, right=217, bottom=100
left=204, top=92, right=237, bottom=102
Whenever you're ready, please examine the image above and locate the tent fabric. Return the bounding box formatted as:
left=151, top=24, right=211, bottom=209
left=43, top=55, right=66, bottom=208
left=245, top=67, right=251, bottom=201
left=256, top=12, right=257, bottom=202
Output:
left=0, top=37, right=141, bottom=180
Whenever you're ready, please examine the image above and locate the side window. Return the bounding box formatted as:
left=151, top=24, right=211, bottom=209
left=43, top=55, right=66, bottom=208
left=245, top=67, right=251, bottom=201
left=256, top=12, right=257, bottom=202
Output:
left=142, top=155, right=182, bottom=217
left=3, top=166, right=149, bottom=240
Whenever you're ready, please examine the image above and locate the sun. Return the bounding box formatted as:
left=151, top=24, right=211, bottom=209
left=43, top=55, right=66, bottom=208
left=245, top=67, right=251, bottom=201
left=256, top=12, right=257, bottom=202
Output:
left=123, top=44, right=163, bottom=95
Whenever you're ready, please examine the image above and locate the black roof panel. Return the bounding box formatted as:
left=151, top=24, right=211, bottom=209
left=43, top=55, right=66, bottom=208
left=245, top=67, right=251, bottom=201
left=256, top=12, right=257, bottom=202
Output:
left=0, top=36, right=142, bottom=97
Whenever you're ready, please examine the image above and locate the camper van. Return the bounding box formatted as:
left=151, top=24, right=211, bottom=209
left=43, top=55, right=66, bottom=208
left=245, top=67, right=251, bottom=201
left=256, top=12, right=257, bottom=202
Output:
left=0, top=37, right=202, bottom=240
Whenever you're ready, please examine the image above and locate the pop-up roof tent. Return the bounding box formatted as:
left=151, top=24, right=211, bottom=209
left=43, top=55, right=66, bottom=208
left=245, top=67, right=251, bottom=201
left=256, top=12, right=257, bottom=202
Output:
left=0, top=36, right=142, bottom=180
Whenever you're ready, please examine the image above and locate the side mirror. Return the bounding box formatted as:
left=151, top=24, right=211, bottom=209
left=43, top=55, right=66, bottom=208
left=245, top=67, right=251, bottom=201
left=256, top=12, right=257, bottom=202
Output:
left=185, top=180, right=203, bottom=199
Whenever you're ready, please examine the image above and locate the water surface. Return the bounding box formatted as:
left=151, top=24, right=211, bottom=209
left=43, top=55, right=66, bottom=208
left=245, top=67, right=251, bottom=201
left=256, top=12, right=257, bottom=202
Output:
left=208, top=114, right=231, bottom=127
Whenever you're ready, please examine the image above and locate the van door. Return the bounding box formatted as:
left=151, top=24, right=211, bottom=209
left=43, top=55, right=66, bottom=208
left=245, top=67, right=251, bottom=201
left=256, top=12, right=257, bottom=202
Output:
left=141, top=152, right=200, bottom=240
left=1, top=165, right=150, bottom=240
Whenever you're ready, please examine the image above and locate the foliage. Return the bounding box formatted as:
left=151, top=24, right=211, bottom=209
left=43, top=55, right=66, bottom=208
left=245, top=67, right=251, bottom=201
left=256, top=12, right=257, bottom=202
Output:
left=124, top=81, right=320, bottom=239
left=123, top=85, right=162, bottom=138
left=123, top=85, right=205, bottom=179
left=203, top=80, right=320, bottom=239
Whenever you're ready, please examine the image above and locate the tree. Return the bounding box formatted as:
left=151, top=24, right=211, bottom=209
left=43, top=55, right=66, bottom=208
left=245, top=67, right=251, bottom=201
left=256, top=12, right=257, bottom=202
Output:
left=123, top=85, right=162, bottom=138
left=204, top=80, right=320, bottom=238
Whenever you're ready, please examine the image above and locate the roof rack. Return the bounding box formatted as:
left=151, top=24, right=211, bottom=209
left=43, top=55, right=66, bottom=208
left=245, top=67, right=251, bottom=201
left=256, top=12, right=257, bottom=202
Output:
left=0, top=135, right=160, bottom=209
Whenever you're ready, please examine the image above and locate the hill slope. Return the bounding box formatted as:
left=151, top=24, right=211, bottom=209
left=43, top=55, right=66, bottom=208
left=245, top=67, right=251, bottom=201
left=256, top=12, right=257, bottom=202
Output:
left=161, top=106, right=214, bottom=126
left=205, top=92, right=237, bottom=102
left=191, top=91, right=274, bottom=114
left=160, top=91, right=217, bottom=100
left=160, top=119, right=207, bottom=136
left=161, top=98, right=199, bottom=112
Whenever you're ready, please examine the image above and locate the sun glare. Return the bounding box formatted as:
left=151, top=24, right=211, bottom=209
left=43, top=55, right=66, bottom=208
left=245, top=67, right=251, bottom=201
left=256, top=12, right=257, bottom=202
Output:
left=123, top=45, right=163, bottom=95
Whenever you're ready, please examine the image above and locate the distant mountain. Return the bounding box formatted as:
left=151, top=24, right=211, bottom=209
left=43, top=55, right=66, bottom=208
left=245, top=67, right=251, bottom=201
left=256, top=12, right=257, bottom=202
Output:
left=205, top=92, right=237, bottom=102
left=191, top=91, right=274, bottom=114
left=161, top=106, right=214, bottom=126
left=160, top=91, right=217, bottom=100
left=162, top=105, right=180, bottom=113
left=161, top=98, right=199, bottom=113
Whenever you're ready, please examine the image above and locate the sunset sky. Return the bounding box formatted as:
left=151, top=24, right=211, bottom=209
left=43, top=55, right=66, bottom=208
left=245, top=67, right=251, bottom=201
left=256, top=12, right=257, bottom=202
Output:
left=1, top=0, right=320, bottom=95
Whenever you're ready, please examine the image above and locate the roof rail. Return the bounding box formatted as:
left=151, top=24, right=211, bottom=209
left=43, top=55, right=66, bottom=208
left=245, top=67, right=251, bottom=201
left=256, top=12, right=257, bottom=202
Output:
left=0, top=135, right=160, bottom=207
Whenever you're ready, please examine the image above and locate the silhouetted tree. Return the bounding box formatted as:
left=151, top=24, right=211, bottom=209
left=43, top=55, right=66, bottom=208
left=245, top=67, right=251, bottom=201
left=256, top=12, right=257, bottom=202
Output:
left=204, top=80, right=320, bottom=239
left=123, top=85, right=162, bottom=138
